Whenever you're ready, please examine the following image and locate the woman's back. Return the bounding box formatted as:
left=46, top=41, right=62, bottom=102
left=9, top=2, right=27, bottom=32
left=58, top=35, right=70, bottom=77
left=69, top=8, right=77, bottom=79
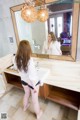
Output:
left=18, top=57, right=39, bottom=85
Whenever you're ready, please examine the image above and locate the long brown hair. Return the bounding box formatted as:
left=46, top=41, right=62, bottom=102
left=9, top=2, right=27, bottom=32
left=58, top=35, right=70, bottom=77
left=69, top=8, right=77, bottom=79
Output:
left=15, top=40, right=32, bottom=72
left=49, top=32, right=57, bottom=42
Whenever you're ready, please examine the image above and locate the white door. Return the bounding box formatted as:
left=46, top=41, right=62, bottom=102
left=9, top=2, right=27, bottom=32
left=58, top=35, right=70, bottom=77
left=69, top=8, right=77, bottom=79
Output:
left=49, top=14, right=63, bottom=38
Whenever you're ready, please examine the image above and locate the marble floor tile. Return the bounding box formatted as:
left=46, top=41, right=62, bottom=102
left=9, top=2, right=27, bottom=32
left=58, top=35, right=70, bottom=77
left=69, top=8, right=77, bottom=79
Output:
left=2, top=91, right=12, bottom=101
left=6, top=84, right=13, bottom=92
left=12, top=107, right=29, bottom=120
left=41, top=101, right=61, bottom=120
left=25, top=113, right=36, bottom=120
left=7, top=106, right=17, bottom=117
left=62, top=107, right=77, bottom=120
left=57, top=106, right=65, bottom=120
left=62, top=107, right=70, bottom=119
left=0, top=86, right=77, bottom=120
left=0, top=102, right=10, bottom=114
left=68, top=109, right=77, bottom=120
left=39, top=101, right=48, bottom=111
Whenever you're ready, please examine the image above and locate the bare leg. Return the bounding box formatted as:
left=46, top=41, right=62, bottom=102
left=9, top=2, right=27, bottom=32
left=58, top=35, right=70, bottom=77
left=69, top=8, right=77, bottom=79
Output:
left=31, top=85, right=43, bottom=119
left=22, top=85, right=30, bottom=111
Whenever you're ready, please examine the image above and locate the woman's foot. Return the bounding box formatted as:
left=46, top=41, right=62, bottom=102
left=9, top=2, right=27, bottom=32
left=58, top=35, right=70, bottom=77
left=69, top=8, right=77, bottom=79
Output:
left=37, top=109, right=43, bottom=120
left=23, top=103, right=30, bottom=111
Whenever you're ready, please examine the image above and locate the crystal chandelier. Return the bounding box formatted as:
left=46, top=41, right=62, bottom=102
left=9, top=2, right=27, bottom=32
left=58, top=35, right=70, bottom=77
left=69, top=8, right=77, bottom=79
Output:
left=21, top=0, right=49, bottom=23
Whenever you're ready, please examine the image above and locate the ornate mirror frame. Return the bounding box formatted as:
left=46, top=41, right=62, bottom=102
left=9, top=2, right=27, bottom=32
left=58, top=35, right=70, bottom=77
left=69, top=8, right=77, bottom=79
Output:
left=10, top=0, right=80, bottom=61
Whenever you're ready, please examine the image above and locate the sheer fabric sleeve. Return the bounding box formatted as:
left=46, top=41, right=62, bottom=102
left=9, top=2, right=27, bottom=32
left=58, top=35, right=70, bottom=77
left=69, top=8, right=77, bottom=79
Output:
left=28, top=58, right=38, bottom=88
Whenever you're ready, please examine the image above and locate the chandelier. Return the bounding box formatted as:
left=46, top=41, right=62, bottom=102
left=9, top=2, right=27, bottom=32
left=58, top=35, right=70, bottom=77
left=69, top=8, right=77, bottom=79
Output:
left=21, top=0, right=49, bottom=23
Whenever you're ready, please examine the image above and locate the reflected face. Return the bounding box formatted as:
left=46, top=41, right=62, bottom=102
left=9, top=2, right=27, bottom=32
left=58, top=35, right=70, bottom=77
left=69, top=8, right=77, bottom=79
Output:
left=48, top=34, right=52, bottom=43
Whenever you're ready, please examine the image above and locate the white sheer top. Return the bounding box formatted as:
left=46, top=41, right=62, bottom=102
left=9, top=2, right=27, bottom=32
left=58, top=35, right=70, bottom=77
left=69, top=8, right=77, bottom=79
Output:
left=42, top=41, right=62, bottom=55
left=13, top=56, right=39, bottom=88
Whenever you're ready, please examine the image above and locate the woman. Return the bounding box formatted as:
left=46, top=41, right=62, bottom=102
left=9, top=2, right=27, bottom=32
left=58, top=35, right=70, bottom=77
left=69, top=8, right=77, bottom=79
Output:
left=42, top=32, right=62, bottom=55
left=13, top=40, right=42, bottom=119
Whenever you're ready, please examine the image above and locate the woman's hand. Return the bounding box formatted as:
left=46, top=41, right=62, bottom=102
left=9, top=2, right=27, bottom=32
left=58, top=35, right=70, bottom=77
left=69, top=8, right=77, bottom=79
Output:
left=34, top=89, right=37, bottom=93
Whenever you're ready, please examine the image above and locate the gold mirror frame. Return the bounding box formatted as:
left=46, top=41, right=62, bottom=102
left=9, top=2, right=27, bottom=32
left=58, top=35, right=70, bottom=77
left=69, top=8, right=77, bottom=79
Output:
left=10, top=0, right=80, bottom=61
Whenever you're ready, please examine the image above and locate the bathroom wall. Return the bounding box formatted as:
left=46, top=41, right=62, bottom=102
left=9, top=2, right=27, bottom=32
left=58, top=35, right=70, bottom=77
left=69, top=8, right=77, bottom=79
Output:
left=0, top=6, right=10, bottom=57
left=0, top=0, right=80, bottom=60
left=0, top=0, right=21, bottom=58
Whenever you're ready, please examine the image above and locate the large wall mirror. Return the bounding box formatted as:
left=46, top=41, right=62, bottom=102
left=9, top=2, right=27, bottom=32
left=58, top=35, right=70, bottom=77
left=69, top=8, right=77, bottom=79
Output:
left=10, top=0, right=79, bottom=61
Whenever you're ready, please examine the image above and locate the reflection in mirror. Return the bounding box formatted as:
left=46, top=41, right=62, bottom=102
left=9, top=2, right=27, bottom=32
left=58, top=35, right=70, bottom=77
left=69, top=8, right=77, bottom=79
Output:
left=47, top=0, right=73, bottom=55
left=14, top=0, right=73, bottom=56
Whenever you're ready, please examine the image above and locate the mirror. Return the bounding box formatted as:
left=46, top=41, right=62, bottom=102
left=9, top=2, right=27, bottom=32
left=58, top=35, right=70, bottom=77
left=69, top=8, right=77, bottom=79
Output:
left=10, top=0, right=79, bottom=61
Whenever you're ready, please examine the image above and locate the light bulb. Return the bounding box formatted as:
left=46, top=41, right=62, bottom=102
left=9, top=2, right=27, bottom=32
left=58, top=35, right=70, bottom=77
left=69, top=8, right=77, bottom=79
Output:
left=37, top=8, right=49, bottom=22
left=26, top=9, right=31, bottom=16
left=41, top=13, right=45, bottom=17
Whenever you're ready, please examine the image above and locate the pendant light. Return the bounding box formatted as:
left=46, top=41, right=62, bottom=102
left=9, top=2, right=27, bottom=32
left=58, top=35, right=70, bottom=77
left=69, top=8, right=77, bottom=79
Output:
left=37, top=5, right=49, bottom=22
left=21, top=0, right=37, bottom=23
left=21, top=0, right=49, bottom=22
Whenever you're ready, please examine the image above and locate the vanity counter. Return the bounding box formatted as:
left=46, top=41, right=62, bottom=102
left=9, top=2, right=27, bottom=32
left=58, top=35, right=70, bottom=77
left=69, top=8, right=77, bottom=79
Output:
left=4, top=58, right=80, bottom=93
left=3, top=55, right=80, bottom=93
left=33, top=58, right=80, bottom=93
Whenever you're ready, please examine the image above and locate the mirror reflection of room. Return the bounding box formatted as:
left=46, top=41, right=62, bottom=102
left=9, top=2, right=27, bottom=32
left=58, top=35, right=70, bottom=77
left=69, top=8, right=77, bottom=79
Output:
left=14, top=0, right=73, bottom=56
left=47, top=0, right=73, bottom=55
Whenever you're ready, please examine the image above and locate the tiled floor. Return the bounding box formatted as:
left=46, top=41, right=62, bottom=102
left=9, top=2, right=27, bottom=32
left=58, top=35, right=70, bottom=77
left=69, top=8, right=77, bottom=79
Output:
left=0, top=85, right=77, bottom=120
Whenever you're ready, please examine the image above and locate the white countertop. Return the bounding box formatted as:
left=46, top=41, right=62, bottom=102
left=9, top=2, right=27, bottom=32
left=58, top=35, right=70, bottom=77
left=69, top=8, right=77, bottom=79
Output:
left=34, top=58, right=80, bottom=92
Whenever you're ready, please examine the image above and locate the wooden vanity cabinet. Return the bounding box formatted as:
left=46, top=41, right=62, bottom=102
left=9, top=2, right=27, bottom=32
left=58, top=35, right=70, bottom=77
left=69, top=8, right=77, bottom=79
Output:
left=38, top=86, right=45, bottom=98
left=4, top=71, right=45, bottom=98
left=44, top=84, right=80, bottom=111
left=4, top=72, right=23, bottom=89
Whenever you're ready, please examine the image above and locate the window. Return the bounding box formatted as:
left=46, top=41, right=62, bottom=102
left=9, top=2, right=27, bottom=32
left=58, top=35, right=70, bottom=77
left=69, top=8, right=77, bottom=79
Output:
left=49, top=14, right=63, bottom=38
left=49, top=18, right=55, bottom=34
